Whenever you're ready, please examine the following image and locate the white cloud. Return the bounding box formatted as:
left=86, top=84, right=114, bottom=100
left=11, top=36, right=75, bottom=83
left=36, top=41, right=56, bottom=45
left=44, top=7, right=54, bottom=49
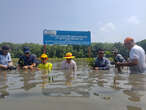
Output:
left=127, top=16, right=140, bottom=24
left=99, top=22, right=116, bottom=32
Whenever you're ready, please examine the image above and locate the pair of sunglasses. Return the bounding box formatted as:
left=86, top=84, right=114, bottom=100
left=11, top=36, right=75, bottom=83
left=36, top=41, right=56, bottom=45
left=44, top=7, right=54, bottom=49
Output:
left=41, top=58, right=47, bottom=60
left=98, top=52, right=104, bottom=54
left=25, top=52, right=30, bottom=54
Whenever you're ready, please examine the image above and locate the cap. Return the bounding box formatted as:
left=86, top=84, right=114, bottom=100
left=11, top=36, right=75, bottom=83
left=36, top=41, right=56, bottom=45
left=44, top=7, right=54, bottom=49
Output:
left=124, top=37, right=134, bottom=43
left=2, top=45, right=10, bottom=50
left=24, top=50, right=30, bottom=53
left=23, top=47, right=30, bottom=53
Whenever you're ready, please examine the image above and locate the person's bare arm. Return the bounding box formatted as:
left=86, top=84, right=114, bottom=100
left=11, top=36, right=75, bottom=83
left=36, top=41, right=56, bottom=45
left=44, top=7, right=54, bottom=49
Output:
left=8, top=61, right=13, bottom=66
left=0, top=64, right=8, bottom=69
left=116, top=58, right=138, bottom=66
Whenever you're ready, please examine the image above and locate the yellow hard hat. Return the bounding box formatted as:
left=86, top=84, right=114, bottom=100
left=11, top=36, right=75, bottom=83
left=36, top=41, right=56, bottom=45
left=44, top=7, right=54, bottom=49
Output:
left=64, top=52, right=75, bottom=59
left=40, top=54, right=48, bottom=60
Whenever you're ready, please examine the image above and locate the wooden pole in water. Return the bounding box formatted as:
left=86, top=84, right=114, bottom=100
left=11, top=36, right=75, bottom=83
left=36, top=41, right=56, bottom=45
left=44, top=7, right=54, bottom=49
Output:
left=43, top=29, right=47, bottom=54
left=43, top=44, right=46, bottom=54
left=88, top=46, right=91, bottom=58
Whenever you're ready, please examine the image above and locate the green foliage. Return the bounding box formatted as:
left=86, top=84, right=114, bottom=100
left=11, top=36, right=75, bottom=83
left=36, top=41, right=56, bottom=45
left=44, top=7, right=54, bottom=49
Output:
left=137, top=39, right=146, bottom=52
left=0, top=39, right=146, bottom=59
left=108, top=57, right=114, bottom=62
left=112, top=42, right=128, bottom=58
left=105, top=51, right=112, bottom=58
left=87, top=58, right=95, bottom=67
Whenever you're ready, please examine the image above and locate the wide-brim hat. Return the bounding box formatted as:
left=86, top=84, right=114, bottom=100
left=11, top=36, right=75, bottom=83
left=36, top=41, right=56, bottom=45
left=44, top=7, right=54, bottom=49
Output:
left=64, top=52, right=75, bottom=59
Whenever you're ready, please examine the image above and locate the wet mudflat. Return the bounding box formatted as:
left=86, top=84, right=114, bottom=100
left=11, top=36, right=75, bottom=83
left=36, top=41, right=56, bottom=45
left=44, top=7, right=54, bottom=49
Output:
left=0, top=60, right=146, bottom=110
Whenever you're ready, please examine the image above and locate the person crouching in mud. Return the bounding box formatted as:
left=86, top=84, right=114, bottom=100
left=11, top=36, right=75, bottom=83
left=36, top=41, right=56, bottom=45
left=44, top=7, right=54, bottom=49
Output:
left=18, top=47, right=36, bottom=70
left=0, top=45, right=16, bottom=70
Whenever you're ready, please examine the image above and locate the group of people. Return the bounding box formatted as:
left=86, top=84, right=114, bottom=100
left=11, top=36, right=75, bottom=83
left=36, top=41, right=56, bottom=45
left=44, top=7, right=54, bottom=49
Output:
left=0, top=37, right=146, bottom=74
left=93, top=37, right=146, bottom=74
left=0, top=46, right=77, bottom=72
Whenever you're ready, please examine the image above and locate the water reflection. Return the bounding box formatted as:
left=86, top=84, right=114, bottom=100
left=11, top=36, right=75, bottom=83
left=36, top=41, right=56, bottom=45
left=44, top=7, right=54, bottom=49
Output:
left=19, top=70, right=36, bottom=91
left=0, top=70, right=9, bottom=98
left=127, top=105, right=142, bottom=110
left=41, top=70, right=49, bottom=88
left=123, top=74, right=145, bottom=102
left=40, top=69, right=55, bottom=88
left=63, top=69, right=75, bottom=86
left=0, top=60, right=146, bottom=109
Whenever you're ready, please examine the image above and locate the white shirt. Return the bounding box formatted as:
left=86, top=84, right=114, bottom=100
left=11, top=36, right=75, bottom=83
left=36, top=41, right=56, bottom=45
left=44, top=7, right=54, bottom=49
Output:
left=0, top=52, right=12, bottom=66
left=129, top=45, right=146, bottom=73
left=61, top=60, right=77, bottom=72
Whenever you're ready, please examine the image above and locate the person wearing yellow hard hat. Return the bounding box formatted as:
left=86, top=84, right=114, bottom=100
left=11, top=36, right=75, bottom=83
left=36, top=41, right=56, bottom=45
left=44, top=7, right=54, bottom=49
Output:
left=37, top=53, right=53, bottom=88
left=37, top=53, right=52, bottom=72
left=61, top=52, right=77, bottom=72
left=116, top=37, right=146, bottom=73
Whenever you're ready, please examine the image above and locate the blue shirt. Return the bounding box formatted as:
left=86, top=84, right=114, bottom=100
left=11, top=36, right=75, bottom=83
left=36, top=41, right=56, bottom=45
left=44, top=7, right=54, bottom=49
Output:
left=18, top=54, right=36, bottom=66
left=94, top=57, right=110, bottom=70
left=0, top=51, right=12, bottom=66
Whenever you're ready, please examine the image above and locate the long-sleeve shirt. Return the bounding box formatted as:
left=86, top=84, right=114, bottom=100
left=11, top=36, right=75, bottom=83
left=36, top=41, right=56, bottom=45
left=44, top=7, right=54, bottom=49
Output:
left=94, top=57, right=110, bottom=70
left=61, top=60, right=77, bottom=72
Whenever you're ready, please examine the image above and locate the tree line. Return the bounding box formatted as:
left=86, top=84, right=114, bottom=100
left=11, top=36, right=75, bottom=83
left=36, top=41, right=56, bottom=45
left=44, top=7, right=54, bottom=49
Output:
left=0, top=39, right=146, bottom=59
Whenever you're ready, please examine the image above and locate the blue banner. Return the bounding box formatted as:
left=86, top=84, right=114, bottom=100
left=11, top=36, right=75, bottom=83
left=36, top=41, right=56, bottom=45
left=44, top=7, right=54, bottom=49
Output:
left=43, top=30, right=91, bottom=45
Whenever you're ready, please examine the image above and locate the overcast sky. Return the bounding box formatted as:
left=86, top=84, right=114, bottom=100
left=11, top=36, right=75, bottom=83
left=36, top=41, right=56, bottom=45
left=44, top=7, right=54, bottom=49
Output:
left=0, top=0, right=146, bottom=44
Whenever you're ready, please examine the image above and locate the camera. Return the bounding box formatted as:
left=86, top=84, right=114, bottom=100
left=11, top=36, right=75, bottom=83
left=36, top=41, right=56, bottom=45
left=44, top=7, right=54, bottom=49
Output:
left=7, top=66, right=17, bottom=70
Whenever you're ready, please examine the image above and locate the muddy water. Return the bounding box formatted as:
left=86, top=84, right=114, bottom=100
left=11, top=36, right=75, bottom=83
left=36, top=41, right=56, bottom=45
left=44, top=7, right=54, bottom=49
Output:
left=0, top=60, right=146, bottom=110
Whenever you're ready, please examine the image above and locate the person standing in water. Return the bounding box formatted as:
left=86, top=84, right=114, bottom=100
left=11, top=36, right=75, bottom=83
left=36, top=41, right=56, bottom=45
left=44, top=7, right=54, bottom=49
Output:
left=112, top=48, right=126, bottom=72
left=37, top=53, right=52, bottom=72
left=94, top=48, right=110, bottom=70
left=116, top=37, right=146, bottom=73
left=61, top=52, right=77, bottom=72
left=37, top=53, right=53, bottom=87
left=61, top=52, right=77, bottom=86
